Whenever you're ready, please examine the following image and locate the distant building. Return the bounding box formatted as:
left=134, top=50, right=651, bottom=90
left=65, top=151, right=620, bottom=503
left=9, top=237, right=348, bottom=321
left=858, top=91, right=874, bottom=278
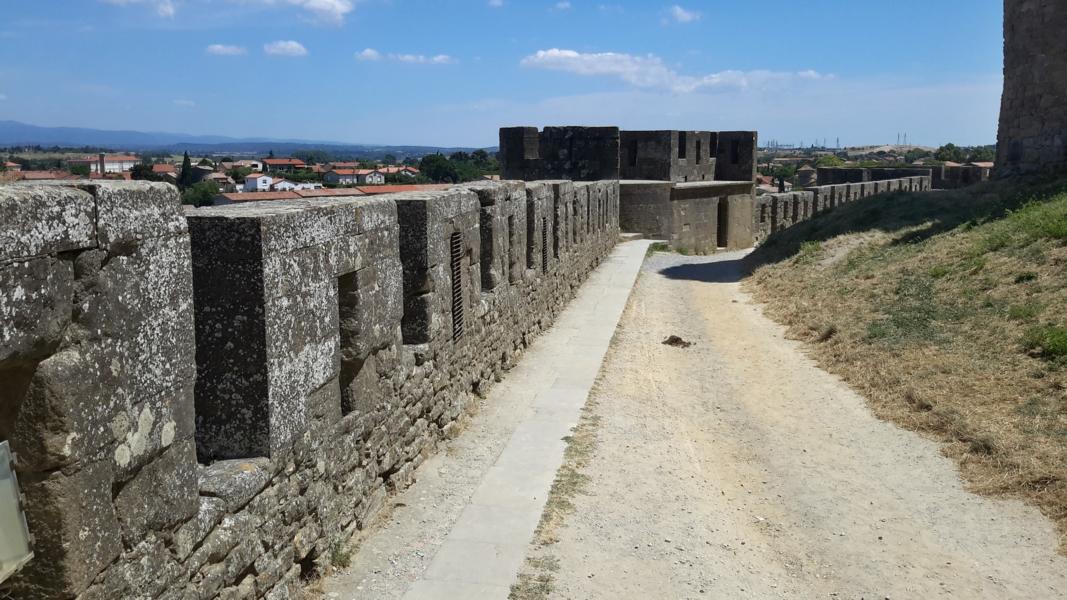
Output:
left=378, top=166, right=419, bottom=179
left=324, top=168, right=385, bottom=186
left=152, top=163, right=176, bottom=175
left=262, top=157, right=306, bottom=173
left=244, top=173, right=272, bottom=192
left=234, top=159, right=263, bottom=171
left=68, top=153, right=139, bottom=174
left=796, top=164, right=817, bottom=187
left=2, top=161, right=21, bottom=172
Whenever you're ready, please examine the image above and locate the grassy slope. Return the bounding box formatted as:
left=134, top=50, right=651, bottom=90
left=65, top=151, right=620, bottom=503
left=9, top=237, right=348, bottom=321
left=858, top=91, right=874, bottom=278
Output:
left=745, top=179, right=1067, bottom=550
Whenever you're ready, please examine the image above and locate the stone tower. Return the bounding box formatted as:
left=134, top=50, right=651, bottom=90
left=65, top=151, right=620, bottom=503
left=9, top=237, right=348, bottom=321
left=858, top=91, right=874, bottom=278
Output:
left=996, top=0, right=1067, bottom=177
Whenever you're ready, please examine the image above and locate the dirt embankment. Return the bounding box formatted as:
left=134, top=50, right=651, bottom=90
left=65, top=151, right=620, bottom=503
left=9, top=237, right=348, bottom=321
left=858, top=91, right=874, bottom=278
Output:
left=746, top=181, right=1067, bottom=550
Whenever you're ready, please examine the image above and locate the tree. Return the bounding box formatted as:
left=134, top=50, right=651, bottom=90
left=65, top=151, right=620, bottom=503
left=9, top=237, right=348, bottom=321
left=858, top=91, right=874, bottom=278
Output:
left=419, top=154, right=459, bottom=183
left=967, top=146, right=995, bottom=163
left=178, top=152, right=194, bottom=188
left=815, top=155, right=844, bottom=168
left=227, top=166, right=254, bottom=182
left=198, top=157, right=214, bottom=167
left=268, top=149, right=275, bottom=159
left=181, top=181, right=218, bottom=207
left=130, top=163, right=164, bottom=182
left=934, top=143, right=966, bottom=163
left=471, top=149, right=491, bottom=167
left=383, top=154, right=397, bottom=166
left=70, top=163, right=91, bottom=177
left=905, top=148, right=932, bottom=163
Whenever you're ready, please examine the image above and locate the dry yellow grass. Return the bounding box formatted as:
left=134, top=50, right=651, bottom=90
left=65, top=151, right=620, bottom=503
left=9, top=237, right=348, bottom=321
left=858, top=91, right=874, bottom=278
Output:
left=745, top=179, right=1067, bottom=551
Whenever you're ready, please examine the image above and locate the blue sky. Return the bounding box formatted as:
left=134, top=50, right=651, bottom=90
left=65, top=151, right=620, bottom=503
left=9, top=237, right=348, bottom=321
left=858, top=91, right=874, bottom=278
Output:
left=0, top=1, right=1003, bottom=148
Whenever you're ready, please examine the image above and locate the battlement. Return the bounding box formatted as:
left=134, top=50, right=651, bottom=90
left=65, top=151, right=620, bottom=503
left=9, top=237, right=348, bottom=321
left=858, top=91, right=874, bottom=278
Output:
left=0, top=179, right=619, bottom=600
left=754, top=175, right=932, bottom=244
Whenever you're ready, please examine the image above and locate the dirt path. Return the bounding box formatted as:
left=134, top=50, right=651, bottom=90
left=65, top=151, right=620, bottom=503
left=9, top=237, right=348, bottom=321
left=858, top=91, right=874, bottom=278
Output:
left=516, top=251, right=1067, bottom=600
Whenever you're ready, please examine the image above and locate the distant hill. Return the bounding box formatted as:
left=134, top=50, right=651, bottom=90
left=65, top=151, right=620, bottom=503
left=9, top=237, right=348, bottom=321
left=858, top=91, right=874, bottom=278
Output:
left=0, top=120, right=492, bottom=159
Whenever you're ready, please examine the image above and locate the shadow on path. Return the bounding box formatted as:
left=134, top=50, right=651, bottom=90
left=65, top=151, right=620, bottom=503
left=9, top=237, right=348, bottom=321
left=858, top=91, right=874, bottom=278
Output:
left=658, top=257, right=745, bottom=284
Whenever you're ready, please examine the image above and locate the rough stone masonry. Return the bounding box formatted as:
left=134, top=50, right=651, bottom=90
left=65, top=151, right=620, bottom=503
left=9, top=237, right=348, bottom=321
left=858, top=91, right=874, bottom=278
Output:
left=0, top=178, right=618, bottom=600
left=996, top=0, right=1067, bottom=177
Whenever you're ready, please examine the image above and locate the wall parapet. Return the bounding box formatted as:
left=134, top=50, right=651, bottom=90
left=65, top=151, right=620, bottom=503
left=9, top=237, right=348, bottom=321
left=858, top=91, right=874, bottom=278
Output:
left=754, top=175, right=931, bottom=244
left=1, top=178, right=620, bottom=600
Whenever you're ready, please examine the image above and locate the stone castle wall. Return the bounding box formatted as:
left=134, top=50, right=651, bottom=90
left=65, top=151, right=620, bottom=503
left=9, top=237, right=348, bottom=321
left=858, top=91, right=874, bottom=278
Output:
left=996, top=0, right=1067, bottom=177
left=1, top=179, right=620, bottom=600
left=754, top=175, right=931, bottom=245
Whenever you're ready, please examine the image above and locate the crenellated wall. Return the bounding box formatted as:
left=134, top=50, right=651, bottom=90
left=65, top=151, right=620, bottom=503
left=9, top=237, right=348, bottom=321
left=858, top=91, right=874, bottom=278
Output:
left=0, top=178, right=620, bottom=600
left=754, top=175, right=931, bottom=245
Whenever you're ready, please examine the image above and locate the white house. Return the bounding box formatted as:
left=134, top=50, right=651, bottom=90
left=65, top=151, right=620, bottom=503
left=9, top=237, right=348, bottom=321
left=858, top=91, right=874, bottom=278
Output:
left=235, top=159, right=263, bottom=171
left=244, top=173, right=272, bottom=192
left=68, top=153, right=140, bottom=174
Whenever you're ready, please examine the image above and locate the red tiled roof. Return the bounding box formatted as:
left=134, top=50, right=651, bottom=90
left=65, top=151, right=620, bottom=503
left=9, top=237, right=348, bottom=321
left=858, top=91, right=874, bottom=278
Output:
left=970, top=162, right=994, bottom=169
left=218, top=191, right=301, bottom=203
left=356, top=184, right=452, bottom=195
left=262, top=158, right=306, bottom=166
left=17, top=170, right=77, bottom=180
left=296, top=188, right=367, bottom=198
left=152, top=164, right=176, bottom=173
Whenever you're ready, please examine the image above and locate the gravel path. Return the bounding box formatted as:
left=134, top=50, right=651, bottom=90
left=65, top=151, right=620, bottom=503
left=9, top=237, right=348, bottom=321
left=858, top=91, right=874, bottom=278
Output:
left=516, top=250, right=1067, bottom=600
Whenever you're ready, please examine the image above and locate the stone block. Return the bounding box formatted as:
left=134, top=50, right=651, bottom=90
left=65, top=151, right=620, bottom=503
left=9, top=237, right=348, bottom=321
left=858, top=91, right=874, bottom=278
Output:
left=14, top=460, right=122, bottom=598
left=199, top=457, right=273, bottom=512
left=0, top=185, right=96, bottom=262
left=114, top=438, right=198, bottom=543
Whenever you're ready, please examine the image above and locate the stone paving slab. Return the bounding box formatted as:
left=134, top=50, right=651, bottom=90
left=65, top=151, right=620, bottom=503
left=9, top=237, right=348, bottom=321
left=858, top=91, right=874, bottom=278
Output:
left=396, top=240, right=652, bottom=599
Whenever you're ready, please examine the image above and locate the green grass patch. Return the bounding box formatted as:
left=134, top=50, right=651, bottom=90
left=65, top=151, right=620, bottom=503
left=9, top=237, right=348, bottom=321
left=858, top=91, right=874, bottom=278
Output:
left=1022, top=324, right=1067, bottom=361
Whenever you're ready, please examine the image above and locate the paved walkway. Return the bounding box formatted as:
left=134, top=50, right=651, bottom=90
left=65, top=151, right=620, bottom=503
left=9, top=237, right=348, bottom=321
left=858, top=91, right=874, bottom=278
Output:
left=322, top=240, right=652, bottom=600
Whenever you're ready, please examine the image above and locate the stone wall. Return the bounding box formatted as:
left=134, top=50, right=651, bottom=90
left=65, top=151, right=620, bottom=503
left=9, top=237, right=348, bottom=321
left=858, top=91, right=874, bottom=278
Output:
left=754, top=175, right=931, bottom=244
left=499, top=126, right=621, bottom=181
left=714, top=131, right=759, bottom=182
left=619, top=181, right=756, bottom=253
left=996, top=0, right=1067, bottom=177
left=1, top=179, right=620, bottom=600
left=619, top=130, right=716, bottom=183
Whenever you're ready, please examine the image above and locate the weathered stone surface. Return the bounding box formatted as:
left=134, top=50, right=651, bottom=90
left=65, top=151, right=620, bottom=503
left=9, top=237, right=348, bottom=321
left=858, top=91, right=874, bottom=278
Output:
left=114, top=439, right=198, bottom=543
left=174, top=496, right=227, bottom=560
left=997, top=0, right=1067, bottom=177
left=0, top=185, right=95, bottom=262
left=15, top=460, right=122, bottom=598
left=199, top=457, right=273, bottom=512
left=0, top=256, right=73, bottom=364
left=90, top=181, right=188, bottom=249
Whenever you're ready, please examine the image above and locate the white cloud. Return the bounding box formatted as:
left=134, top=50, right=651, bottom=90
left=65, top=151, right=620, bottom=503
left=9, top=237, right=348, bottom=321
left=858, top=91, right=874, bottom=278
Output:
left=264, top=40, right=308, bottom=57
left=100, top=0, right=176, bottom=17
left=488, top=0, right=503, bottom=7
left=666, top=4, right=699, bottom=24
left=392, top=53, right=456, bottom=65
left=173, top=99, right=196, bottom=107
left=277, top=0, right=353, bottom=24
left=521, top=49, right=831, bottom=94
left=356, top=48, right=455, bottom=64
left=105, top=0, right=355, bottom=24
left=206, top=44, right=247, bottom=55
left=356, top=48, right=381, bottom=61
left=554, top=1, right=572, bottom=10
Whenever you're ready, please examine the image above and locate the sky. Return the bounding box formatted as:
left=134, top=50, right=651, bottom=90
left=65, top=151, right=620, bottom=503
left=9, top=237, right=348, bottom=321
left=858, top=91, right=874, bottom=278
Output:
left=0, top=1, right=1004, bottom=148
